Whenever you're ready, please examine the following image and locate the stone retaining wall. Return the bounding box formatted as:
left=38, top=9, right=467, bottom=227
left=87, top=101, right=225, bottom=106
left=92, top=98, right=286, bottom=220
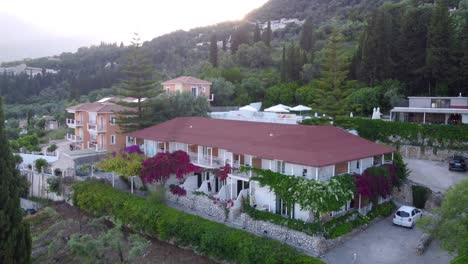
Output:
left=166, top=192, right=228, bottom=222
left=165, top=191, right=378, bottom=256
left=238, top=213, right=327, bottom=256
left=392, top=180, right=443, bottom=211
left=399, top=145, right=468, bottom=162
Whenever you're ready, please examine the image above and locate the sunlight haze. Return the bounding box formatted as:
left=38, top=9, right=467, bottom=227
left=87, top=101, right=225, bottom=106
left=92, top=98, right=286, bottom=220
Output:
left=0, top=0, right=268, bottom=61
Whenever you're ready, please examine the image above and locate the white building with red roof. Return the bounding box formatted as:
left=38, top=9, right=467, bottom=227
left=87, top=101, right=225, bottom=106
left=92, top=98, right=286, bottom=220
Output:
left=128, top=117, right=395, bottom=222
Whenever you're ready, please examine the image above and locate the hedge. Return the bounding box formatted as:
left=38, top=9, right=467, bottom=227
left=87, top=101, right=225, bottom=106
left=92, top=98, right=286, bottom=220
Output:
left=412, top=185, right=431, bottom=209
left=303, top=116, right=468, bottom=150
left=72, top=181, right=323, bottom=264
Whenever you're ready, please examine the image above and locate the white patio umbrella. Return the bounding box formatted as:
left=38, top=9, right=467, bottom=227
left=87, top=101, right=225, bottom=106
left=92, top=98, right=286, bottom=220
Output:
left=274, top=104, right=292, bottom=110
left=264, top=105, right=290, bottom=113
left=239, top=105, right=258, bottom=112
left=290, top=105, right=312, bottom=115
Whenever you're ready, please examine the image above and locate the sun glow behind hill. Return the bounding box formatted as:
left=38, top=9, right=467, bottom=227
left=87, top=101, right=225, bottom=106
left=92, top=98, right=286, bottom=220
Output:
left=0, top=0, right=268, bottom=60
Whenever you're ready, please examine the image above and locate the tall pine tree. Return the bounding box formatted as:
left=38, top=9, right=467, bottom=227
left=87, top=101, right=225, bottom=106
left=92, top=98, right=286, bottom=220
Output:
left=209, top=34, right=218, bottom=67
left=312, top=29, right=352, bottom=117
left=0, top=96, right=32, bottom=264
left=425, top=0, right=453, bottom=95
left=262, top=20, right=272, bottom=47
left=116, top=33, right=161, bottom=132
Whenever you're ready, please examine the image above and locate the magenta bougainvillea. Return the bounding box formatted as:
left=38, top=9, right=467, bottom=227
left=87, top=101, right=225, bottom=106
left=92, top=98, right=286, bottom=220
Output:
left=354, top=163, right=397, bottom=202
left=123, top=145, right=144, bottom=155
left=217, top=163, right=232, bottom=181
left=140, top=150, right=201, bottom=184
left=169, top=184, right=187, bottom=196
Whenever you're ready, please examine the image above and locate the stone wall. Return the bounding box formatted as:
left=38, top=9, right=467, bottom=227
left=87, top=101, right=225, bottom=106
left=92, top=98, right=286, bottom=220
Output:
left=166, top=192, right=228, bottom=222
left=392, top=180, right=443, bottom=211
left=165, top=191, right=381, bottom=256
left=238, top=213, right=327, bottom=256
left=399, top=145, right=468, bottom=162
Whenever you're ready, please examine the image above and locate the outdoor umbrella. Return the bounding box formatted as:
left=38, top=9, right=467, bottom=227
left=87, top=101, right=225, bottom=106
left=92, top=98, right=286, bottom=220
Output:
left=239, top=105, right=258, bottom=112
left=274, top=104, right=292, bottom=110
left=290, top=105, right=312, bottom=115
left=264, top=105, right=290, bottom=113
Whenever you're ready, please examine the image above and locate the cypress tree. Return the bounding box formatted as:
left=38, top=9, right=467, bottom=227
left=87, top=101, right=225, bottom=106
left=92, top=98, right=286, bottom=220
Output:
left=262, top=20, right=272, bottom=47
left=285, top=43, right=303, bottom=81
left=300, top=18, right=315, bottom=53
left=231, top=24, right=250, bottom=54
left=397, top=7, right=431, bottom=95
left=116, top=33, right=162, bottom=132
left=425, top=0, right=453, bottom=95
left=459, top=20, right=468, bottom=92
left=280, top=44, right=286, bottom=82
left=0, top=96, right=32, bottom=264
left=253, top=23, right=261, bottom=43
left=222, top=38, right=227, bottom=52
left=209, top=34, right=218, bottom=67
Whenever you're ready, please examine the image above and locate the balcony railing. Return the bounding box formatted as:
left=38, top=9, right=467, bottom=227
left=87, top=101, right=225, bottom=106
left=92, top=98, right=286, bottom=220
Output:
left=187, top=151, right=223, bottom=168
left=88, top=122, right=106, bottom=133
left=66, top=118, right=83, bottom=128
left=66, top=133, right=83, bottom=142
left=88, top=141, right=106, bottom=152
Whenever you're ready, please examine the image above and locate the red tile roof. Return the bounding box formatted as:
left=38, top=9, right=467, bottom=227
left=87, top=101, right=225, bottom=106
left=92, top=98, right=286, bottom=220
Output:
left=66, top=102, right=134, bottom=113
left=129, top=117, right=394, bottom=167
left=162, top=76, right=211, bottom=85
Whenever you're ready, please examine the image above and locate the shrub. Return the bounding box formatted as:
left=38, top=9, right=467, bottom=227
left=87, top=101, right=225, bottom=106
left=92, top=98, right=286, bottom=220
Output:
left=367, top=201, right=396, bottom=219
left=328, top=223, right=352, bottom=239
left=72, top=181, right=323, bottom=264
left=47, top=177, right=61, bottom=195
left=54, top=168, right=62, bottom=176
left=412, top=185, right=431, bottom=209
left=35, top=158, right=48, bottom=173
left=329, top=116, right=468, bottom=150
left=47, top=144, right=58, bottom=153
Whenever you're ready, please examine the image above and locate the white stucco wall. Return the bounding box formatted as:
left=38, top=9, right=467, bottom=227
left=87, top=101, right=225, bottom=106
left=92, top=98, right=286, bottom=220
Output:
left=253, top=182, right=276, bottom=212
left=318, top=165, right=334, bottom=181
left=361, top=157, right=374, bottom=171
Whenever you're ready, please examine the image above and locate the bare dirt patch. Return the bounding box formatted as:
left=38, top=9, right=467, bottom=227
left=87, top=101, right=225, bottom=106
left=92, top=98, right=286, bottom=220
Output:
left=26, top=202, right=212, bottom=264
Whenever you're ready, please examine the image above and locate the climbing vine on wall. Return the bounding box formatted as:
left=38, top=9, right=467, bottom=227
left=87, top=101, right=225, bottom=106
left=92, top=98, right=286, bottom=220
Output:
left=242, top=167, right=355, bottom=218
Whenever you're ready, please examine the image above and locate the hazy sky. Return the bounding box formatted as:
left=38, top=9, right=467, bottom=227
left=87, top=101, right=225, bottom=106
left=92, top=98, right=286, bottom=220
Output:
left=2, top=0, right=268, bottom=44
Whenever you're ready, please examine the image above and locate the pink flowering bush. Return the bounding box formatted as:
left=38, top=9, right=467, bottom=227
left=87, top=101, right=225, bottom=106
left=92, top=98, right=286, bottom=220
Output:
left=140, top=150, right=201, bottom=184
left=123, top=145, right=144, bottom=155
left=217, top=163, right=232, bottom=181
left=354, top=163, right=397, bottom=204
left=169, top=184, right=187, bottom=197
left=212, top=197, right=234, bottom=209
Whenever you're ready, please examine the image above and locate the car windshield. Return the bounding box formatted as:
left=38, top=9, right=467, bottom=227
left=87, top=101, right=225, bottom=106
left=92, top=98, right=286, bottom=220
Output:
left=453, top=156, right=465, bottom=162
left=397, top=211, right=410, bottom=217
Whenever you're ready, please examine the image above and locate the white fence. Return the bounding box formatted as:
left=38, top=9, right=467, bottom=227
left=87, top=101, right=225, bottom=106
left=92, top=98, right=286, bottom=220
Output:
left=21, top=169, right=65, bottom=201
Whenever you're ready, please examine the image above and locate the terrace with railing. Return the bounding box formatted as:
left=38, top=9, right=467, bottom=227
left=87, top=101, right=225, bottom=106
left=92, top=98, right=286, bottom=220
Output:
left=187, top=151, right=223, bottom=168
left=66, top=133, right=83, bottom=142
left=66, top=118, right=83, bottom=128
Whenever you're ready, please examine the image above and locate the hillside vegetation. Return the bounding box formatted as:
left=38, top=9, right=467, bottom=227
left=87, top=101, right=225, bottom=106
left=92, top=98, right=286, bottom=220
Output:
left=0, top=0, right=467, bottom=125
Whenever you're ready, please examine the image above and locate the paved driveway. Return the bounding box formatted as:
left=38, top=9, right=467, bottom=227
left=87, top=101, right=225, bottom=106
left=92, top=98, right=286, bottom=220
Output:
left=405, top=158, right=467, bottom=192
left=322, top=217, right=453, bottom=264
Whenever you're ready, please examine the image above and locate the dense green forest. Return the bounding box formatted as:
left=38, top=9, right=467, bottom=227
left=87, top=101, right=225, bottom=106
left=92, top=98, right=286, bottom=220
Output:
left=0, top=0, right=467, bottom=122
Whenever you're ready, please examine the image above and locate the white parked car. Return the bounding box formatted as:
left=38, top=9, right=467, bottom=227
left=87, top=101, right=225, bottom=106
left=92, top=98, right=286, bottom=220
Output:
left=393, top=206, right=422, bottom=228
